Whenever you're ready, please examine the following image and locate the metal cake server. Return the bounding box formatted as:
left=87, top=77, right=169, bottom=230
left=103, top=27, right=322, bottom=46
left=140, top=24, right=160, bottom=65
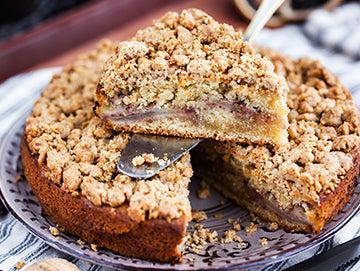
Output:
left=117, top=0, right=285, bottom=179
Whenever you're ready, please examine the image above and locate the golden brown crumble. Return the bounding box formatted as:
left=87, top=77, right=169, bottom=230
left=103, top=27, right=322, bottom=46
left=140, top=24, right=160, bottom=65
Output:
left=90, top=244, right=98, bottom=251
left=228, top=218, right=241, bottom=231
left=14, top=176, right=21, bottom=182
left=49, top=226, right=59, bottom=236
left=191, top=210, right=208, bottom=222
left=24, top=40, right=193, bottom=223
left=244, top=222, right=258, bottom=236
left=214, top=213, right=223, bottom=218
left=132, top=156, right=145, bottom=166
left=186, top=224, right=218, bottom=250
left=197, top=180, right=211, bottom=199
left=261, top=238, right=268, bottom=246
left=99, top=9, right=288, bottom=114
left=15, top=261, right=26, bottom=269
left=268, top=222, right=279, bottom=231
left=221, top=230, right=243, bottom=243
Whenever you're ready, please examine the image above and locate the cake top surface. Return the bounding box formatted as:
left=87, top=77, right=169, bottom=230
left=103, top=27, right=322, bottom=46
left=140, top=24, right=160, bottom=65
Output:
left=97, top=9, right=288, bottom=116
left=225, top=47, right=360, bottom=207
left=24, top=40, right=192, bottom=223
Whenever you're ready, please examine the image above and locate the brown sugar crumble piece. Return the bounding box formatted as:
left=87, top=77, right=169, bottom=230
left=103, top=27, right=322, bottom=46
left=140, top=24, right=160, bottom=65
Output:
left=90, top=244, right=98, bottom=251
left=185, top=224, right=218, bottom=253
left=227, top=218, right=241, bottom=231
left=245, top=222, right=258, bottom=236
left=77, top=239, right=86, bottom=246
left=15, top=260, right=26, bottom=269
left=142, top=153, right=159, bottom=163
left=197, top=180, right=211, bottom=199
left=261, top=238, right=268, bottom=246
left=221, top=230, right=243, bottom=243
left=49, top=226, right=59, bottom=236
left=214, top=213, right=223, bottom=218
left=14, top=175, right=22, bottom=182
left=191, top=210, right=208, bottom=222
left=132, top=155, right=145, bottom=166
left=268, top=222, right=279, bottom=231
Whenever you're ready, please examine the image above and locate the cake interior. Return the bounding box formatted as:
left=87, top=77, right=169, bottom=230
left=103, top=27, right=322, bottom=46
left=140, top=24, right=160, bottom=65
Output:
left=97, top=80, right=288, bottom=144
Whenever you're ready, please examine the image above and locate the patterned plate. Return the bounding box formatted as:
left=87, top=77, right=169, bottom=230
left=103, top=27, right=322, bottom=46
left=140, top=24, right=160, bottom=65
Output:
left=1, top=105, right=360, bottom=270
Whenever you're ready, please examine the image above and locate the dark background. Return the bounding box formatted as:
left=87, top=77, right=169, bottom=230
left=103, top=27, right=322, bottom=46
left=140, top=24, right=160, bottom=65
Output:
left=0, top=0, right=95, bottom=41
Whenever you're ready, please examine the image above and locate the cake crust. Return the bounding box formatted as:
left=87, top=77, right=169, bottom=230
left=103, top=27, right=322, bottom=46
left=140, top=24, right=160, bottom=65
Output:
left=21, top=137, right=186, bottom=262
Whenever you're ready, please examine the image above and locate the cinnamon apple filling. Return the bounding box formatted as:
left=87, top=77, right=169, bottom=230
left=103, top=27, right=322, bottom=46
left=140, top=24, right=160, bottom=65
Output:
left=96, top=96, right=287, bottom=130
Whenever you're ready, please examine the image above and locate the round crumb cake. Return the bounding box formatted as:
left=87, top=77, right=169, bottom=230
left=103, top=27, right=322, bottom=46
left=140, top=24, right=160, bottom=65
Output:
left=21, top=9, right=360, bottom=264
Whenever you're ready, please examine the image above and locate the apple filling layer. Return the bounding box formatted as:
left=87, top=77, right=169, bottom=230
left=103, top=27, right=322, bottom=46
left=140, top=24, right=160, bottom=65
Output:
left=96, top=96, right=288, bottom=145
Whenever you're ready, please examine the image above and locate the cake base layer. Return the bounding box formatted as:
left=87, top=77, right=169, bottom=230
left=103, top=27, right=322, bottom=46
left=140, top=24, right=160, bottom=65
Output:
left=21, top=137, right=186, bottom=263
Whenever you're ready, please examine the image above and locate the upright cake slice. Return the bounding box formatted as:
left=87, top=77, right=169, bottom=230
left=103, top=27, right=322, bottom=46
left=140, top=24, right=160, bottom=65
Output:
left=95, top=9, right=289, bottom=145
left=193, top=48, right=360, bottom=233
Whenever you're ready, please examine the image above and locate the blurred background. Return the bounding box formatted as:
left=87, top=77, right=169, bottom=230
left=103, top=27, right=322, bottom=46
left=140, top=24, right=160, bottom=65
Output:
left=0, top=0, right=356, bottom=81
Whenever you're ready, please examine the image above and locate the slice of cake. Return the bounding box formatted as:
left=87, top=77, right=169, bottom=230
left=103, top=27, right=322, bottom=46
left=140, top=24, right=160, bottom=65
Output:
left=95, top=9, right=289, bottom=145
left=21, top=40, right=193, bottom=263
left=192, top=48, right=360, bottom=233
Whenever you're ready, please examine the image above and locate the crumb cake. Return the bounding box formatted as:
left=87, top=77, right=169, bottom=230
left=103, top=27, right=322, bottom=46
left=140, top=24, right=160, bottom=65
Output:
left=21, top=9, right=360, bottom=264
left=192, top=48, right=360, bottom=233
left=21, top=40, right=193, bottom=263
left=95, top=9, right=289, bottom=145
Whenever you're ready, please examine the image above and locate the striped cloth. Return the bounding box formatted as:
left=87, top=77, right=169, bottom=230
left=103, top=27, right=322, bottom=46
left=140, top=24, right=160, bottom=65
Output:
left=1, top=3, right=360, bottom=270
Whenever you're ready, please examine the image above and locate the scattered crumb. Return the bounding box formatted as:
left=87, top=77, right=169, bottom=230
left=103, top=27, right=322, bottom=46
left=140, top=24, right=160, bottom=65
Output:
left=157, top=159, right=166, bottom=166
left=188, top=257, right=194, bottom=263
left=197, top=186, right=210, bottom=199
left=185, top=224, right=218, bottom=254
left=88, top=262, right=93, bottom=266
left=132, top=156, right=145, bottom=166
left=15, top=261, right=26, bottom=269
left=142, top=153, right=159, bottom=163
left=269, top=222, right=279, bottom=231
left=14, top=176, right=21, bottom=182
left=214, top=213, right=223, bottom=218
left=197, top=180, right=211, bottom=199
left=49, top=226, right=59, bottom=236
left=191, top=210, right=208, bottom=222
left=55, top=237, right=60, bottom=241
left=90, top=244, right=97, bottom=251
left=221, top=230, right=242, bottom=243
left=77, top=239, right=86, bottom=246
left=146, top=170, right=154, bottom=175
left=245, top=222, right=258, bottom=236
left=220, top=200, right=225, bottom=205
left=250, top=213, right=263, bottom=225
left=261, top=238, right=268, bottom=246
left=227, top=218, right=241, bottom=231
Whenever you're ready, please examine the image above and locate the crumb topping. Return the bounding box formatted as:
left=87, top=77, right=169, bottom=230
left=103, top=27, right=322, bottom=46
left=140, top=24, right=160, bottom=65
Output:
left=24, top=40, right=193, bottom=223
left=218, top=48, right=360, bottom=211
left=98, top=9, right=288, bottom=117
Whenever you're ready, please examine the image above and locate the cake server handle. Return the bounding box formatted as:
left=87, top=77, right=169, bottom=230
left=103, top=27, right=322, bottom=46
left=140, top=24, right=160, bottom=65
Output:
left=243, top=0, right=286, bottom=44
left=117, top=0, right=285, bottom=179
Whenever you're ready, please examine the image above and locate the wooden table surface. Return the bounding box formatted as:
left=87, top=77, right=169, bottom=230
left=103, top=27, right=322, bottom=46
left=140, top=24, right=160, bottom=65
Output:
left=0, top=0, right=247, bottom=82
